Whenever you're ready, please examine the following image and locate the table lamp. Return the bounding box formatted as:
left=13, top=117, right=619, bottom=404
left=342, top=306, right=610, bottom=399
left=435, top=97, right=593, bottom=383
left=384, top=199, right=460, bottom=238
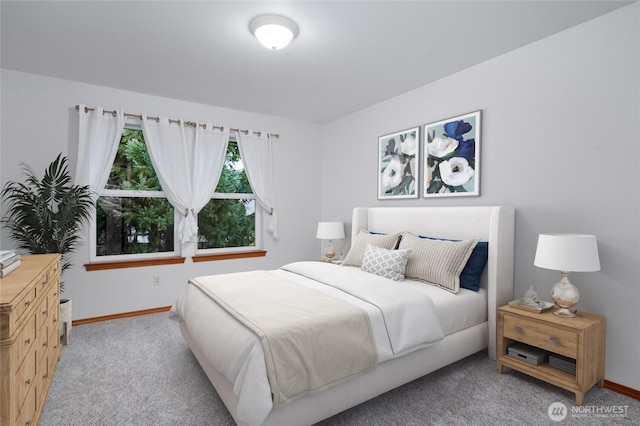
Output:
left=316, top=222, right=345, bottom=262
left=534, top=233, right=600, bottom=317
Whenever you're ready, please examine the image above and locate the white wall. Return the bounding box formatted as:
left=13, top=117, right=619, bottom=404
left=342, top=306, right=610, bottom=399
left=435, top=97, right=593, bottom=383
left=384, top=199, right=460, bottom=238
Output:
left=0, top=70, right=323, bottom=319
left=320, top=4, right=640, bottom=390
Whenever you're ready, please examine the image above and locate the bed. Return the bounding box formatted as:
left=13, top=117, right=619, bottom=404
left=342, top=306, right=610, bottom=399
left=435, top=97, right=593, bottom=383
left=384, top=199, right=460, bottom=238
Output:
left=171, top=206, right=515, bottom=425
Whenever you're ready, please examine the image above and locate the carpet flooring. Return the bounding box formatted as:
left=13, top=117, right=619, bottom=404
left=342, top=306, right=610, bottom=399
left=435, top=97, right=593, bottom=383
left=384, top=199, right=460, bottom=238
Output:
left=39, top=312, right=639, bottom=425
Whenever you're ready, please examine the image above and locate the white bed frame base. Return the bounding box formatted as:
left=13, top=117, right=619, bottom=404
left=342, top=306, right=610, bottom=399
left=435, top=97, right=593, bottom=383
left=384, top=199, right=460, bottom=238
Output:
left=181, top=206, right=515, bottom=426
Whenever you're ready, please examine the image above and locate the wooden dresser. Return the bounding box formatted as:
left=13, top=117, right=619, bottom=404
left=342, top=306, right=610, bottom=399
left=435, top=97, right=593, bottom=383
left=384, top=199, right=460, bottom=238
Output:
left=1, top=254, right=61, bottom=426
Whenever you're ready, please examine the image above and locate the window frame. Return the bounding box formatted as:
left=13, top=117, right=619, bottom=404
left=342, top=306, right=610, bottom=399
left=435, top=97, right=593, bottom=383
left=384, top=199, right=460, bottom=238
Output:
left=87, top=124, right=262, bottom=265
left=90, top=189, right=180, bottom=263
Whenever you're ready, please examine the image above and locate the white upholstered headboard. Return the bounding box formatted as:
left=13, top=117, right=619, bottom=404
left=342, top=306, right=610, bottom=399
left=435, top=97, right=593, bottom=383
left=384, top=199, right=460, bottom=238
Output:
left=351, top=206, right=515, bottom=360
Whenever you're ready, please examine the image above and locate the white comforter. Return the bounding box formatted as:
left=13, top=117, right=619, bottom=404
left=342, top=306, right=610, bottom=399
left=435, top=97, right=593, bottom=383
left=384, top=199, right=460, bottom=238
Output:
left=171, top=261, right=444, bottom=425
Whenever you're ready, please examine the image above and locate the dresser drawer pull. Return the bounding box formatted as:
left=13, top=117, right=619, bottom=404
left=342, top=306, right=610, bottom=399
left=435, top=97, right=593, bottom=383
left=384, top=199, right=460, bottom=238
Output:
left=43, top=308, right=49, bottom=315
left=25, top=378, right=31, bottom=385
left=43, top=341, right=49, bottom=348
left=25, top=338, right=31, bottom=345
left=25, top=300, right=31, bottom=307
left=43, top=373, right=49, bottom=379
left=26, top=421, right=32, bottom=426
left=514, top=326, right=524, bottom=333
left=550, top=336, right=561, bottom=343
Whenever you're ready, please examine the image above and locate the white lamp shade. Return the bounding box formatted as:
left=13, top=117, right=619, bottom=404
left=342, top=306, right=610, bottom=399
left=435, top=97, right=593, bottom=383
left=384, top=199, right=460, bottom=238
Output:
left=534, top=233, right=601, bottom=272
left=250, top=15, right=298, bottom=50
left=316, top=222, right=345, bottom=240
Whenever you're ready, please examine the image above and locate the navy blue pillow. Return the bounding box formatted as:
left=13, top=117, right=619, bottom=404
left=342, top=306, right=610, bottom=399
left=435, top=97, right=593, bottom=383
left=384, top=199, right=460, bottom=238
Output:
left=419, top=236, right=488, bottom=291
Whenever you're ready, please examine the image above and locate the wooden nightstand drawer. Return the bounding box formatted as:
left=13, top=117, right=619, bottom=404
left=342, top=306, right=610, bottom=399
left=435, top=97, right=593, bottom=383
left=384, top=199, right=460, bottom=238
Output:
left=503, top=313, right=577, bottom=358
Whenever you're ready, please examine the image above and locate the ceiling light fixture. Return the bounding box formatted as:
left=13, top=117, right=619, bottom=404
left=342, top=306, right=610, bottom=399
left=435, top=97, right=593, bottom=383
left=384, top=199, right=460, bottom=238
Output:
left=249, top=14, right=298, bottom=50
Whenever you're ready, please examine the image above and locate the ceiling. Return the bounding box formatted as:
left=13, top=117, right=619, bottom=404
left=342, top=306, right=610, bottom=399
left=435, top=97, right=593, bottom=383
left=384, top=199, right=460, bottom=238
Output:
left=1, top=1, right=632, bottom=124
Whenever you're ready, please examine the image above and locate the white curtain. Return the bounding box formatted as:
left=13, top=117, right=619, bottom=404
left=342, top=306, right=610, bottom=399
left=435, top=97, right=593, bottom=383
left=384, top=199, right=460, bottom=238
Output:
left=75, top=105, right=125, bottom=196
left=236, top=130, right=278, bottom=240
left=141, top=114, right=229, bottom=243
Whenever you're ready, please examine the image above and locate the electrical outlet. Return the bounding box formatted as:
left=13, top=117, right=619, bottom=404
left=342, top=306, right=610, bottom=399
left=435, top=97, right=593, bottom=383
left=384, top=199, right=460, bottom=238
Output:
left=153, top=276, right=161, bottom=286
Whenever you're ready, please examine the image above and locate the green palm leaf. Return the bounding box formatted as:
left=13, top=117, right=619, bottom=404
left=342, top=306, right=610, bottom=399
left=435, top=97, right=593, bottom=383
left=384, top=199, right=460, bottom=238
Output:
left=1, top=154, right=94, bottom=291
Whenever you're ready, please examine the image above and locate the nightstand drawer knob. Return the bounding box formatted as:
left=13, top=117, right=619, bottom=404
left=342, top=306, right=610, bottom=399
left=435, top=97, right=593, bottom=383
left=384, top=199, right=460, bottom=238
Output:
left=550, top=336, right=560, bottom=343
left=514, top=326, right=524, bottom=333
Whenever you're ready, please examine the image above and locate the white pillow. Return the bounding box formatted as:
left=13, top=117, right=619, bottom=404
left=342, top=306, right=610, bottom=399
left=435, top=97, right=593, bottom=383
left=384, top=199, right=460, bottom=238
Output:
left=398, top=232, right=478, bottom=293
left=342, top=230, right=401, bottom=267
left=361, top=244, right=411, bottom=281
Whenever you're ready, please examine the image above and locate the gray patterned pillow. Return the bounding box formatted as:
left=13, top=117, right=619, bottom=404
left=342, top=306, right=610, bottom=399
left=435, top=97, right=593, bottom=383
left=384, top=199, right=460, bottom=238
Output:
left=342, top=230, right=401, bottom=267
left=361, top=244, right=411, bottom=281
left=398, top=232, right=478, bottom=293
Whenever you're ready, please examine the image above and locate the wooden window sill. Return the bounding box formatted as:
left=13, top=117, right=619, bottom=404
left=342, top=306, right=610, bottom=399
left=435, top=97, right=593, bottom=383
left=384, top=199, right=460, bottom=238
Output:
left=192, top=250, right=267, bottom=262
left=85, top=256, right=186, bottom=271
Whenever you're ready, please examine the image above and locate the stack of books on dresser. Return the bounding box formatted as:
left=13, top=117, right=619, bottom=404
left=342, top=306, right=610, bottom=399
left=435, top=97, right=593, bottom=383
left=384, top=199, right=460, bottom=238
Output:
left=0, top=250, right=21, bottom=278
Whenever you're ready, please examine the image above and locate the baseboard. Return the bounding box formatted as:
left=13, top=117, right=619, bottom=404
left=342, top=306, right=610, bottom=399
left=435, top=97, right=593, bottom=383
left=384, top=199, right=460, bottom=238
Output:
left=72, top=306, right=640, bottom=403
left=72, top=306, right=172, bottom=326
left=604, top=380, right=640, bottom=401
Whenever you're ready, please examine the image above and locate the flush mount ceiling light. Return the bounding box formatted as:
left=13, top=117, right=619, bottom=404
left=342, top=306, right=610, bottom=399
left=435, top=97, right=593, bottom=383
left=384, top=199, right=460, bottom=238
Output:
left=249, top=14, right=299, bottom=50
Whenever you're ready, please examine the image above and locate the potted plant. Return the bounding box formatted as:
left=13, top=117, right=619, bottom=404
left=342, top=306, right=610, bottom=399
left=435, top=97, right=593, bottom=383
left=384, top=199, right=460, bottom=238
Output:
left=1, top=153, right=93, bottom=342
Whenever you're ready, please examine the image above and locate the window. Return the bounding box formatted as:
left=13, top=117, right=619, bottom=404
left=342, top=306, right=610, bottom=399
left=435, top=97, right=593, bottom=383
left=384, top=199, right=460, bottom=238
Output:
left=92, top=128, right=258, bottom=262
left=95, top=129, right=176, bottom=259
left=196, top=140, right=258, bottom=253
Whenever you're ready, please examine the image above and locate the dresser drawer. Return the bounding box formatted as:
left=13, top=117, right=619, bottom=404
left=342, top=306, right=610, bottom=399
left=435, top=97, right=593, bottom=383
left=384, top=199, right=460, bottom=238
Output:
left=15, top=343, right=37, bottom=415
left=38, top=349, right=52, bottom=403
left=13, top=313, right=37, bottom=369
left=503, top=313, right=578, bottom=358
left=36, top=269, right=49, bottom=294
left=37, top=322, right=50, bottom=365
left=48, top=261, right=60, bottom=281
left=36, top=292, right=50, bottom=333
left=16, top=381, right=37, bottom=426
left=12, top=286, right=38, bottom=331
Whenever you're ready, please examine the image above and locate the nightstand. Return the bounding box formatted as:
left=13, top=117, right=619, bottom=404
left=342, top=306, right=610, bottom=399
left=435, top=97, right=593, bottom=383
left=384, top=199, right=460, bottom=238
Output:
left=497, top=304, right=606, bottom=405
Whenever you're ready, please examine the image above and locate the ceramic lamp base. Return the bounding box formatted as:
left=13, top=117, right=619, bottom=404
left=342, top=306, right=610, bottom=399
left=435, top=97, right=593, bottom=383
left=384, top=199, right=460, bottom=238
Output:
left=553, top=307, right=577, bottom=317
left=323, top=240, right=336, bottom=261
left=551, top=271, right=579, bottom=318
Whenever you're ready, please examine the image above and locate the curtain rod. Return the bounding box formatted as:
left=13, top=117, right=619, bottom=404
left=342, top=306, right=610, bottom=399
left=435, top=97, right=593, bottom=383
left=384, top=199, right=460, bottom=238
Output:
left=75, top=105, right=279, bottom=138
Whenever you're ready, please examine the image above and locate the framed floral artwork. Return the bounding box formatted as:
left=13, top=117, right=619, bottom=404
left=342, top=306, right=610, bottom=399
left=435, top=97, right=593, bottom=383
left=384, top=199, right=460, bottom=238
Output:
left=423, top=111, right=481, bottom=197
left=378, top=127, right=419, bottom=199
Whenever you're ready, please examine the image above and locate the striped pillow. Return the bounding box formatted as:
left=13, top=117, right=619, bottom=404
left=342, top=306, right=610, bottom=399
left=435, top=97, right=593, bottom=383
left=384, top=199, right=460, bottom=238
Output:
left=342, top=230, right=402, bottom=267
left=398, top=232, right=478, bottom=293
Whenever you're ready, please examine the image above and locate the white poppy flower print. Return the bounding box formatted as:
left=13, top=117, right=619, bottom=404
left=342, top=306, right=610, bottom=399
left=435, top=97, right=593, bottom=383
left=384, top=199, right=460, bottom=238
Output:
left=439, top=157, right=474, bottom=187
left=382, top=156, right=403, bottom=189
left=427, top=136, right=458, bottom=158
